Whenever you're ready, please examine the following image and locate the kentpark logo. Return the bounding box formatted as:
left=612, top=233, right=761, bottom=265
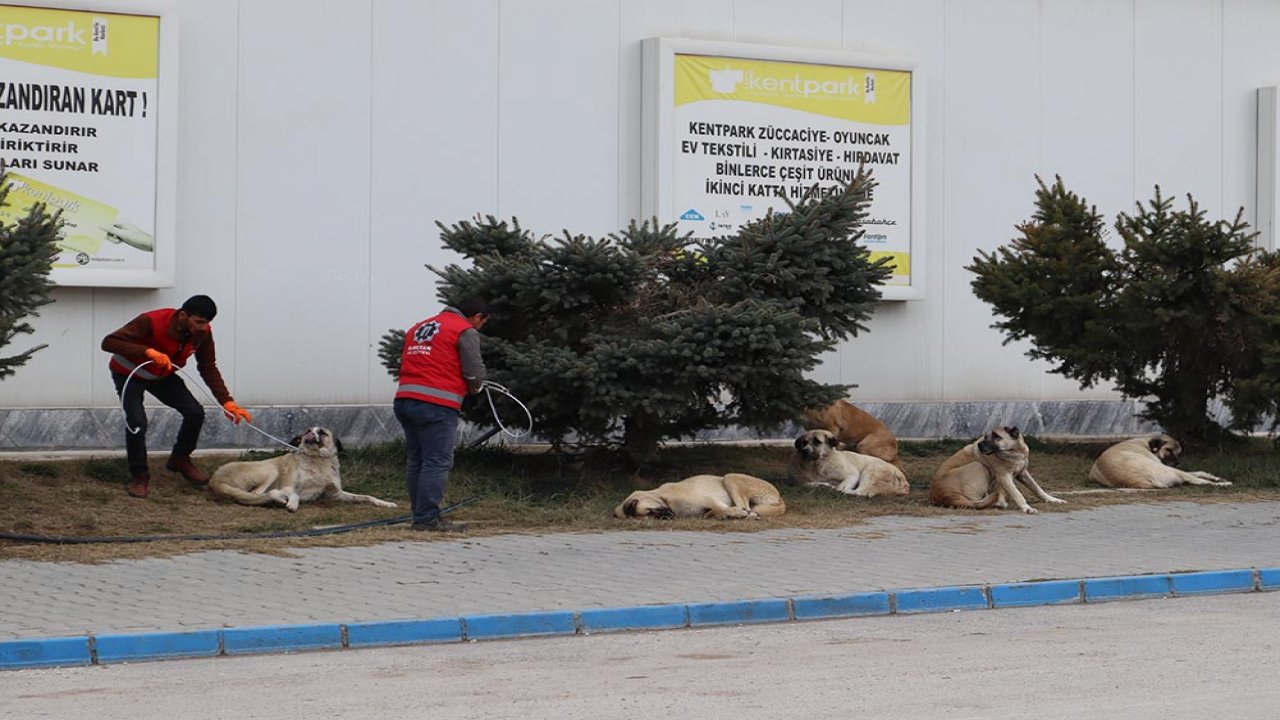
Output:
left=709, top=66, right=875, bottom=102
left=2, top=16, right=107, bottom=54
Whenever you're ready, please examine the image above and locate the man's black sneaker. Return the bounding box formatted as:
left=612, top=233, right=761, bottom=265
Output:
left=410, top=519, right=467, bottom=533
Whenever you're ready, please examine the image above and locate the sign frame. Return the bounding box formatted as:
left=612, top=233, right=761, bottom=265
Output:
left=0, top=0, right=178, bottom=288
left=642, top=37, right=926, bottom=301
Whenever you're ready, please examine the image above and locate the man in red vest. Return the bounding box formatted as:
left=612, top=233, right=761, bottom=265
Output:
left=102, top=295, right=253, bottom=498
left=394, top=298, right=490, bottom=532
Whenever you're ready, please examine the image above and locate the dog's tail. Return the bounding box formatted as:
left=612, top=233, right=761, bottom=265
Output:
left=208, top=480, right=279, bottom=507
left=749, top=496, right=787, bottom=518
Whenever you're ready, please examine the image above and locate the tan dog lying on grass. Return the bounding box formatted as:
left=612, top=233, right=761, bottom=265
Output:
left=208, top=427, right=397, bottom=512
left=614, top=473, right=786, bottom=520
left=801, top=399, right=903, bottom=471
left=788, top=429, right=909, bottom=497
left=929, top=426, right=1065, bottom=514
left=1089, top=434, right=1231, bottom=489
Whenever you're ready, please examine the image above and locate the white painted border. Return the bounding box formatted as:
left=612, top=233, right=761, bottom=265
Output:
left=641, top=36, right=926, bottom=301
left=5, top=0, right=178, bottom=288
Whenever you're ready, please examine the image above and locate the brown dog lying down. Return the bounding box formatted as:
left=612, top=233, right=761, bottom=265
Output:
left=788, top=429, right=908, bottom=497
left=208, top=427, right=397, bottom=512
left=801, top=399, right=903, bottom=471
left=614, top=473, right=786, bottom=520
left=929, top=426, right=1065, bottom=514
left=1089, top=434, right=1231, bottom=489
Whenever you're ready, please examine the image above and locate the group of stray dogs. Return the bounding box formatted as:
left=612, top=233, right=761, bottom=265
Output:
left=198, top=402, right=1231, bottom=522
left=612, top=400, right=1233, bottom=521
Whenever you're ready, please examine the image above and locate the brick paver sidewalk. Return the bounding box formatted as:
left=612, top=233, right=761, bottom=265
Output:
left=2, top=500, right=1276, bottom=640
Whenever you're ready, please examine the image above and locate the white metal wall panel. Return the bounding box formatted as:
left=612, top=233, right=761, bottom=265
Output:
left=1133, top=0, right=1222, bottom=216
left=733, top=0, right=843, bottom=50
left=828, top=0, right=947, bottom=401
left=8, top=0, right=1280, bottom=414
left=496, top=0, right=621, bottom=237
left=1033, top=0, right=1134, bottom=400
left=618, top=0, right=731, bottom=228
left=160, top=0, right=243, bottom=407
left=4, top=287, right=97, bottom=406
left=368, top=0, right=500, bottom=399
left=941, top=0, right=1043, bottom=400
left=234, top=0, right=373, bottom=404
left=1223, top=0, right=1280, bottom=238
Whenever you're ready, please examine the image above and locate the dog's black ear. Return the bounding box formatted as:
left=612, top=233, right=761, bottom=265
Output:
left=333, top=435, right=344, bottom=453
left=623, top=498, right=639, bottom=517
left=1148, top=437, right=1165, bottom=453
left=288, top=434, right=302, bottom=448
left=826, top=434, right=839, bottom=448
left=794, top=436, right=806, bottom=451
left=1006, top=426, right=1020, bottom=438
left=651, top=506, right=676, bottom=520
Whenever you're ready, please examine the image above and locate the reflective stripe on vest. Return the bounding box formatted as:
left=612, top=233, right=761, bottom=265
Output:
left=110, top=353, right=160, bottom=381
left=395, top=383, right=465, bottom=406
left=395, top=310, right=472, bottom=409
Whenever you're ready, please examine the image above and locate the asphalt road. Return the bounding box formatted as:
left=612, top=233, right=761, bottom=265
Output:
left=4, top=592, right=1277, bottom=719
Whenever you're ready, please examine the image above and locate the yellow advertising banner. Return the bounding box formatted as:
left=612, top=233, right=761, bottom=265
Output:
left=0, top=5, right=157, bottom=78
left=0, top=3, right=161, bottom=280
left=675, top=54, right=910, bottom=125
left=669, top=51, right=914, bottom=287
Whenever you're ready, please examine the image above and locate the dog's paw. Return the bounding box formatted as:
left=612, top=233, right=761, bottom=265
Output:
left=1020, top=506, right=1039, bottom=515
left=1044, top=495, right=1067, bottom=504
left=375, top=499, right=397, bottom=508
left=1214, top=480, right=1233, bottom=487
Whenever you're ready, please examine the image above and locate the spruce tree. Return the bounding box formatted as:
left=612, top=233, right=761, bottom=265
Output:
left=0, top=173, right=63, bottom=380
left=381, top=169, right=893, bottom=463
left=969, top=175, right=1280, bottom=444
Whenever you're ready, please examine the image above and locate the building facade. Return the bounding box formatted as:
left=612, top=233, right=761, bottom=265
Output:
left=3, top=0, right=1278, bottom=449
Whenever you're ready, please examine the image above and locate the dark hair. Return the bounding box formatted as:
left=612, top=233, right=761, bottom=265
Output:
left=457, top=298, right=491, bottom=318
left=181, top=295, right=218, bottom=321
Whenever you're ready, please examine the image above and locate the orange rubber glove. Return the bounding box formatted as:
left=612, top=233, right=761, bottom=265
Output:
left=143, top=348, right=172, bottom=372
left=222, top=400, right=253, bottom=424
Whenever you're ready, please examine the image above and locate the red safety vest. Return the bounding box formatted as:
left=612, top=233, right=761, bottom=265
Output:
left=108, top=308, right=198, bottom=380
left=395, top=311, right=471, bottom=409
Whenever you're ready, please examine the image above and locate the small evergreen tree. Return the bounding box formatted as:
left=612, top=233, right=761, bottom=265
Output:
left=969, top=175, right=1280, bottom=444
left=381, top=170, right=893, bottom=462
left=0, top=173, right=63, bottom=380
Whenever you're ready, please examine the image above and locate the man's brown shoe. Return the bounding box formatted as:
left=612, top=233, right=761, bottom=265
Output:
left=126, top=473, right=150, bottom=499
left=165, top=455, right=209, bottom=486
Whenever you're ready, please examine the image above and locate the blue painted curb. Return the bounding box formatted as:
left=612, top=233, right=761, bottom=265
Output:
left=1169, top=569, right=1255, bottom=596
left=895, top=585, right=989, bottom=614
left=3, top=566, right=1276, bottom=671
left=0, top=636, right=90, bottom=669
left=1259, top=568, right=1280, bottom=589
left=990, top=579, right=1082, bottom=608
left=463, top=610, right=577, bottom=640
left=95, top=629, right=220, bottom=664
left=346, top=618, right=463, bottom=648
left=792, top=591, right=891, bottom=620
left=579, top=603, right=689, bottom=633
left=687, top=598, right=791, bottom=626
left=222, top=623, right=343, bottom=655
left=1084, top=574, right=1172, bottom=602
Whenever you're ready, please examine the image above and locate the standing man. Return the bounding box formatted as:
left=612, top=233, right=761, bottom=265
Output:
left=394, top=298, right=490, bottom=532
left=102, top=295, right=253, bottom=498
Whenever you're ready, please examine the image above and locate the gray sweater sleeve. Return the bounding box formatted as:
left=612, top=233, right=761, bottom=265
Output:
left=457, top=327, right=487, bottom=394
